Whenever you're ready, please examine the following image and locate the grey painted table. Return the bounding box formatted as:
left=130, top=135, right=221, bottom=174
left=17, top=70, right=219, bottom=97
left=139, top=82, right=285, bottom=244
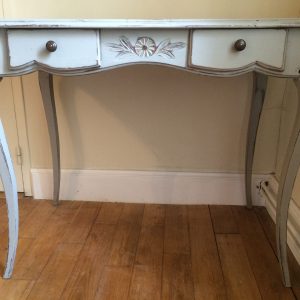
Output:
left=0, top=19, right=300, bottom=286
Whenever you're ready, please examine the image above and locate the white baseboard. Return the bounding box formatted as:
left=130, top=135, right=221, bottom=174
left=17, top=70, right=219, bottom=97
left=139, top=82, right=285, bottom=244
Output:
left=31, top=168, right=268, bottom=205
left=261, top=175, right=300, bottom=265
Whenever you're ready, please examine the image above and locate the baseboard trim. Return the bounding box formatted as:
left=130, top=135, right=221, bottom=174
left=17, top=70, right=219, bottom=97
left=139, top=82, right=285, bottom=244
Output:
left=31, top=169, right=268, bottom=205
left=261, top=175, right=300, bottom=265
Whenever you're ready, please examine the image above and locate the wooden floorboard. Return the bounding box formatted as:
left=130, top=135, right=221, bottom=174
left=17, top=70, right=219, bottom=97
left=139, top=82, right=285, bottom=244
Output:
left=95, top=266, right=132, bottom=300
left=216, top=234, right=262, bottom=300
left=13, top=201, right=81, bottom=280
left=107, top=204, right=144, bottom=267
left=0, top=279, right=35, bottom=300
left=161, top=205, right=196, bottom=299
left=164, top=205, right=190, bottom=255
left=95, top=203, right=144, bottom=299
left=162, top=253, right=195, bottom=300
left=255, top=206, right=300, bottom=299
left=142, top=204, right=165, bottom=227
left=61, top=224, right=116, bottom=300
left=18, top=198, right=40, bottom=225
left=233, top=206, right=295, bottom=299
left=26, top=243, right=83, bottom=300
left=210, top=205, right=239, bottom=234
left=60, top=201, right=100, bottom=243
left=96, top=202, right=123, bottom=224
left=0, top=199, right=296, bottom=300
left=188, top=205, right=227, bottom=300
left=19, top=200, right=56, bottom=238
left=128, top=215, right=164, bottom=299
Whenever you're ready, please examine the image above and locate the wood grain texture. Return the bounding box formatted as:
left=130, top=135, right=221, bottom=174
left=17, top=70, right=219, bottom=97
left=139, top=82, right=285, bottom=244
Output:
left=162, top=253, right=195, bottom=300
left=128, top=225, right=164, bottom=300
left=142, top=204, right=165, bottom=227
left=0, top=204, right=8, bottom=234
left=216, top=234, right=261, bottom=300
left=0, top=279, right=34, bottom=300
left=0, top=198, right=42, bottom=273
left=18, top=199, right=39, bottom=224
left=26, top=243, right=82, bottom=300
left=128, top=205, right=165, bottom=299
left=210, top=205, right=239, bottom=234
left=255, top=207, right=300, bottom=299
left=0, top=195, right=27, bottom=236
left=188, top=205, right=227, bottom=300
left=254, top=207, right=277, bottom=251
left=19, top=200, right=56, bottom=238
left=118, top=203, right=144, bottom=225
left=108, top=204, right=144, bottom=267
left=233, top=206, right=295, bottom=299
left=13, top=202, right=80, bottom=280
left=0, top=199, right=295, bottom=299
left=61, top=201, right=100, bottom=243
left=129, top=265, right=161, bottom=300
left=0, top=237, right=33, bottom=276
left=108, top=224, right=141, bottom=267
left=134, top=225, right=164, bottom=268
left=164, top=205, right=189, bottom=255
left=96, top=202, right=123, bottom=224
left=61, top=224, right=116, bottom=300
left=95, top=266, right=132, bottom=300
left=96, top=204, right=145, bottom=299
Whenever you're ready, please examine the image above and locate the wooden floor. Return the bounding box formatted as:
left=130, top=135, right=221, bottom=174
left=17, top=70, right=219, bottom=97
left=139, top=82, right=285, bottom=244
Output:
left=0, top=198, right=298, bottom=300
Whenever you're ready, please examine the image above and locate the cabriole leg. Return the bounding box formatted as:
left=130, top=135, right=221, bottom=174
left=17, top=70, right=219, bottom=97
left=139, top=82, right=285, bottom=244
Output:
left=276, top=79, right=300, bottom=287
left=245, top=73, right=268, bottom=208
left=38, top=72, right=60, bottom=206
left=0, top=120, right=18, bottom=278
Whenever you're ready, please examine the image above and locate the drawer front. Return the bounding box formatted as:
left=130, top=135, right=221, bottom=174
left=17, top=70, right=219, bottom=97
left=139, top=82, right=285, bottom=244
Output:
left=190, top=29, right=287, bottom=71
left=101, top=29, right=188, bottom=68
left=7, top=29, right=100, bottom=70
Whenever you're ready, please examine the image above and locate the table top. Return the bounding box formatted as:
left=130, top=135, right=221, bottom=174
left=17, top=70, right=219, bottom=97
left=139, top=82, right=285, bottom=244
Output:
left=0, top=19, right=300, bottom=29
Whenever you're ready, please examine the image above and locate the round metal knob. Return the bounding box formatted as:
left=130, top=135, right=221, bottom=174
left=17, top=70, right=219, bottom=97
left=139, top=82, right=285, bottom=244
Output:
left=234, top=39, right=246, bottom=51
left=46, top=40, right=57, bottom=52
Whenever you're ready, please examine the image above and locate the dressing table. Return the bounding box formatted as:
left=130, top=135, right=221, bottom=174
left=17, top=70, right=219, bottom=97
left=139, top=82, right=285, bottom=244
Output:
left=0, top=19, right=300, bottom=287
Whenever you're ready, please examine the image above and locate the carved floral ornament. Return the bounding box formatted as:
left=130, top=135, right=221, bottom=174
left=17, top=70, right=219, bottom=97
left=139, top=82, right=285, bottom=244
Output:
left=108, top=36, right=186, bottom=58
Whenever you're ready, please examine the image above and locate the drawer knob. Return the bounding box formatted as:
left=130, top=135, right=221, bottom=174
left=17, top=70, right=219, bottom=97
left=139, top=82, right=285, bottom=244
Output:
left=46, top=40, right=57, bottom=52
left=234, top=39, right=246, bottom=51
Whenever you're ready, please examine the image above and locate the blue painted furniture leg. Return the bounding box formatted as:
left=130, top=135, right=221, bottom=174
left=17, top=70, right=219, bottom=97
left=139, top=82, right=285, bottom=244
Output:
left=0, top=120, right=18, bottom=278
left=276, top=79, right=300, bottom=287
left=245, top=73, right=268, bottom=208
left=38, top=71, right=60, bottom=206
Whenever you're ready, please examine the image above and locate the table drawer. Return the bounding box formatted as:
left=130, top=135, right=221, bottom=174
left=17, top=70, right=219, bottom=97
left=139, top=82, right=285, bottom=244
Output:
left=7, top=29, right=100, bottom=70
left=189, top=29, right=287, bottom=71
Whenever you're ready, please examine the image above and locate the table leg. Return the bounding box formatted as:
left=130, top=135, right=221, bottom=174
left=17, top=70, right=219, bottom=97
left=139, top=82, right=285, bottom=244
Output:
left=276, top=79, right=300, bottom=287
left=245, top=73, right=268, bottom=208
left=0, top=120, right=19, bottom=278
left=38, top=72, right=60, bottom=206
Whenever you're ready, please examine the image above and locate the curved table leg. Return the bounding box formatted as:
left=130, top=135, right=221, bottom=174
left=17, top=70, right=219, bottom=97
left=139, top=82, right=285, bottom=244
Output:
left=245, top=73, right=268, bottom=208
left=276, top=79, right=300, bottom=287
left=38, top=72, right=60, bottom=206
left=0, top=120, right=19, bottom=278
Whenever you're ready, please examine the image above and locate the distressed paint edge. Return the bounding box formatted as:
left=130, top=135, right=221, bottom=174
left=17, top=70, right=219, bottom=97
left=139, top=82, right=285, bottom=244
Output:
left=0, top=19, right=300, bottom=29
